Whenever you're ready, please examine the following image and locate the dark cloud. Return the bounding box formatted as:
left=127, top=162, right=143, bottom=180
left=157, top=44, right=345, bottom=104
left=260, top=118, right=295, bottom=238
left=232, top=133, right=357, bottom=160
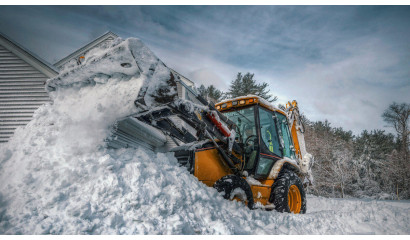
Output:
left=0, top=5, right=409, bottom=134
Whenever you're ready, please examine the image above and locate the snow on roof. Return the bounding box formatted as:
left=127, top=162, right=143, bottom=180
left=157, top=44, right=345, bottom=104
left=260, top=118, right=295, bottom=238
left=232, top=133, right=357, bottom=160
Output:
left=0, top=31, right=59, bottom=77
left=217, top=95, right=281, bottom=112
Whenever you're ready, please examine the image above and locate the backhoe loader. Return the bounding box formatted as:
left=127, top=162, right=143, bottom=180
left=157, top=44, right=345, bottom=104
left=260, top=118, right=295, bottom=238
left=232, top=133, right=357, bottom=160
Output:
left=109, top=76, right=313, bottom=213
left=46, top=38, right=313, bottom=214
left=173, top=94, right=312, bottom=213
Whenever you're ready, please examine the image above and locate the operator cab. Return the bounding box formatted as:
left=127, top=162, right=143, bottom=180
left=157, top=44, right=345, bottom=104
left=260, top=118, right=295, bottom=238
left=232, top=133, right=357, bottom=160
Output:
left=216, top=96, right=296, bottom=179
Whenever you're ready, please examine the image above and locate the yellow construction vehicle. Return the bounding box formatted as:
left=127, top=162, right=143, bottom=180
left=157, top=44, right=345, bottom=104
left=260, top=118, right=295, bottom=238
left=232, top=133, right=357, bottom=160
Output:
left=108, top=82, right=313, bottom=213
left=171, top=95, right=311, bottom=213
left=59, top=38, right=315, bottom=213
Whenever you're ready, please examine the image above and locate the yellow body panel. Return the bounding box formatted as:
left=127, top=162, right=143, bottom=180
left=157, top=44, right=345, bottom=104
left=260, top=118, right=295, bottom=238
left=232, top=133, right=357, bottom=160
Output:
left=259, top=179, right=275, bottom=186
left=194, top=148, right=231, bottom=186
left=194, top=148, right=276, bottom=206
left=250, top=179, right=274, bottom=205
left=251, top=185, right=272, bottom=205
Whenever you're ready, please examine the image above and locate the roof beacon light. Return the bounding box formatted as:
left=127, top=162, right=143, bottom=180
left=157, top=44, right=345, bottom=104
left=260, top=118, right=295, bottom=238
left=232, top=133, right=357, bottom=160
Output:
left=239, top=100, right=245, bottom=105
left=249, top=98, right=254, bottom=103
left=232, top=101, right=238, bottom=106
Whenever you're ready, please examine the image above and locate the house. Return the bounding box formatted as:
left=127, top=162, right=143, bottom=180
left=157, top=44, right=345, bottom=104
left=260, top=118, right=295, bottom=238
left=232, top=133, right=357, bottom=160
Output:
left=0, top=32, right=59, bottom=143
left=0, top=31, right=197, bottom=144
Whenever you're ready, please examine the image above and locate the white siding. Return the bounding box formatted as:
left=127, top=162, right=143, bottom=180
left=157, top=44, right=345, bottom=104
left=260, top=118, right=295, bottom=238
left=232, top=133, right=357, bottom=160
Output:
left=0, top=45, right=50, bottom=143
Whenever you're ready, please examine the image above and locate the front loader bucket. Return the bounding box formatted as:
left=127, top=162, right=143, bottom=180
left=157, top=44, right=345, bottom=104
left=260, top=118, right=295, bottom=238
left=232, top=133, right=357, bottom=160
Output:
left=46, top=38, right=179, bottom=111
left=45, top=38, right=181, bottom=150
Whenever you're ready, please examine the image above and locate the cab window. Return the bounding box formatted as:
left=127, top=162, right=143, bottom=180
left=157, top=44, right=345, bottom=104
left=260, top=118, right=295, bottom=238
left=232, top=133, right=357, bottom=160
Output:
left=222, top=106, right=256, bottom=145
left=276, top=113, right=295, bottom=158
left=258, top=107, right=281, bottom=156
left=223, top=106, right=258, bottom=170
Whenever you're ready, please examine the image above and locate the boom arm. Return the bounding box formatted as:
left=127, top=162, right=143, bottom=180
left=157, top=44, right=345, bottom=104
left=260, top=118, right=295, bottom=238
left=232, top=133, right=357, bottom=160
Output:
left=131, top=77, right=243, bottom=175
left=285, top=100, right=314, bottom=182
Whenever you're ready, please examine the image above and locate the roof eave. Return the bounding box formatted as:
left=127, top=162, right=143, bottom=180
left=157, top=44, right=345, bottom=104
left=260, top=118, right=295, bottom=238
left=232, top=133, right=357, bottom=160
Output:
left=54, top=31, right=119, bottom=68
left=0, top=31, right=59, bottom=78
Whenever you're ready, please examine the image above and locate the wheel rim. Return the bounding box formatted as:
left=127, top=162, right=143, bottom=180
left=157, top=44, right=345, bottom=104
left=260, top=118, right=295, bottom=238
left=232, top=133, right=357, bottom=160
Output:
left=288, top=185, right=302, bottom=213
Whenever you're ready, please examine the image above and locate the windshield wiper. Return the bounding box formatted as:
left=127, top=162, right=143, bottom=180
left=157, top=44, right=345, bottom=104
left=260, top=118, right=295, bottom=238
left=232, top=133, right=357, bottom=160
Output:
left=234, top=109, right=252, bottom=124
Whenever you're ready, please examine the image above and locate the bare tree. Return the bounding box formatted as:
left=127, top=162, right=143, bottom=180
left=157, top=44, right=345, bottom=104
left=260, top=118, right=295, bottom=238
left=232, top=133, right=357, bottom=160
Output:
left=382, top=102, right=410, bottom=159
left=382, top=102, right=410, bottom=199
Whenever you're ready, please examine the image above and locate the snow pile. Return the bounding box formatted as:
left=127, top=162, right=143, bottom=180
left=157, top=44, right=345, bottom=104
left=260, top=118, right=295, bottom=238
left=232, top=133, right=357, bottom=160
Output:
left=0, top=38, right=409, bottom=234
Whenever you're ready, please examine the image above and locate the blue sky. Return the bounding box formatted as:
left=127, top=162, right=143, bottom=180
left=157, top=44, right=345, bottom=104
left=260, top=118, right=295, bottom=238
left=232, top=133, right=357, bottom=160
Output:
left=0, top=5, right=409, bottom=135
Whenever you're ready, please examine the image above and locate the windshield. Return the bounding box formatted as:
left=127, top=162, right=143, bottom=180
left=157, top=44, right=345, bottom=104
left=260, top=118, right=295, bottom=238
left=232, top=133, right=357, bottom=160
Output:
left=222, top=106, right=256, bottom=145
left=223, top=106, right=258, bottom=170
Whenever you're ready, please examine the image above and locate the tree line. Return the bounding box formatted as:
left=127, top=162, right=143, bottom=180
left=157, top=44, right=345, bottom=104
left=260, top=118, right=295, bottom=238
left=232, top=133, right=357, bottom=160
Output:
left=197, top=72, right=277, bottom=104
left=304, top=112, right=409, bottom=200
left=198, top=72, right=410, bottom=200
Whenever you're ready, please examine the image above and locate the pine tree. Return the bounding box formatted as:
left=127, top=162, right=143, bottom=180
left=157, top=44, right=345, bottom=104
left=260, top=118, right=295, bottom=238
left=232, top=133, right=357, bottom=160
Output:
left=197, top=84, right=223, bottom=104
left=197, top=84, right=207, bottom=98
left=207, top=85, right=223, bottom=102
left=225, top=72, right=277, bottom=102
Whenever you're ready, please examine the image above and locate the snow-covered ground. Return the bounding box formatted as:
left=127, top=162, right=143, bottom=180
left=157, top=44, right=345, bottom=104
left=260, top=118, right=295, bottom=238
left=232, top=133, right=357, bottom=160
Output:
left=0, top=38, right=409, bottom=235
left=1, top=142, right=409, bottom=234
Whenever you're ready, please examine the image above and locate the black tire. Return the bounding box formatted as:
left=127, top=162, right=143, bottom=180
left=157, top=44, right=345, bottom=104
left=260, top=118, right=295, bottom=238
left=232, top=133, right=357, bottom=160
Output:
left=213, top=175, right=254, bottom=209
left=270, top=169, right=306, bottom=214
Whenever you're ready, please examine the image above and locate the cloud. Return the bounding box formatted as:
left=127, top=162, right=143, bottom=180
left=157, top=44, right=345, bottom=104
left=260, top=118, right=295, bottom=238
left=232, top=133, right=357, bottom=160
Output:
left=0, top=6, right=110, bottom=62
left=188, top=69, right=227, bottom=89
left=150, top=45, right=242, bottom=91
left=266, top=37, right=410, bottom=134
left=0, top=6, right=408, bottom=135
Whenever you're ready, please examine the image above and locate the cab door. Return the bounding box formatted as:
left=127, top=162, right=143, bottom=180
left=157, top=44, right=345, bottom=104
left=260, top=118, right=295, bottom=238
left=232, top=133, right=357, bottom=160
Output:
left=253, top=107, right=283, bottom=179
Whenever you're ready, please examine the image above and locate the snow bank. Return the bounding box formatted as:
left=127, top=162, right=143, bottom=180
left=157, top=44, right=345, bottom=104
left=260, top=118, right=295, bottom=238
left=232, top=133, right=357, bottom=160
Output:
left=1, top=38, right=409, bottom=234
